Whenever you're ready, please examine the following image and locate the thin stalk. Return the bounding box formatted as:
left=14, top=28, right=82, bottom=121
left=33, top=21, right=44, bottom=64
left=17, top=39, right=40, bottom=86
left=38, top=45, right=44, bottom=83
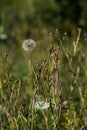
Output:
left=28, top=52, right=39, bottom=93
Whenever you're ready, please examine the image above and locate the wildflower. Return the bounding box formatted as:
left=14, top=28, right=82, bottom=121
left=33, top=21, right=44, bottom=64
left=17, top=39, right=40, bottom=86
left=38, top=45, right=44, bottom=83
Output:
left=3, top=79, right=7, bottom=84
left=31, top=94, right=50, bottom=110
left=35, top=101, right=50, bottom=110
left=22, top=39, right=36, bottom=52
left=65, top=116, right=68, bottom=120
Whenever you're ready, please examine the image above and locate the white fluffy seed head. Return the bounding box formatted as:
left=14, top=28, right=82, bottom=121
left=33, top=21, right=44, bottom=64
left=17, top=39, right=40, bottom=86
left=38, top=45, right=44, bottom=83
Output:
left=22, top=39, right=36, bottom=52
left=30, top=94, right=50, bottom=110
left=35, top=101, right=50, bottom=110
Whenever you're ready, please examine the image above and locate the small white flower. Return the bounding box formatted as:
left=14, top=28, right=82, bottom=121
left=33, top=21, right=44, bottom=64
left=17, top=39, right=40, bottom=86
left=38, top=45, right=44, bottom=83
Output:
left=30, top=94, right=50, bottom=110
left=35, top=101, right=50, bottom=110
left=22, top=39, right=36, bottom=52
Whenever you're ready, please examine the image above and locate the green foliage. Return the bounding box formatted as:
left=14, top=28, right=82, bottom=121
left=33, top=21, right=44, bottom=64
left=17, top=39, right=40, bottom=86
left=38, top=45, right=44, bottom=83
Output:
left=0, top=1, right=87, bottom=129
left=0, top=28, right=87, bottom=129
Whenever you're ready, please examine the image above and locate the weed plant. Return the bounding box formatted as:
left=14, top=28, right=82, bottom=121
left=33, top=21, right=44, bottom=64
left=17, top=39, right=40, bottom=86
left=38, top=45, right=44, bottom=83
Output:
left=0, top=28, right=87, bottom=130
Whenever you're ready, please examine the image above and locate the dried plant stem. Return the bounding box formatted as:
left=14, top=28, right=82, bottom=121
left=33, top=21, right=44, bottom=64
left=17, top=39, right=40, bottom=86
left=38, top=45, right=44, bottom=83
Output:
left=31, top=107, right=34, bottom=130
left=42, top=111, right=49, bottom=130
left=28, top=53, right=39, bottom=93
left=73, top=28, right=81, bottom=56
left=78, top=86, right=84, bottom=103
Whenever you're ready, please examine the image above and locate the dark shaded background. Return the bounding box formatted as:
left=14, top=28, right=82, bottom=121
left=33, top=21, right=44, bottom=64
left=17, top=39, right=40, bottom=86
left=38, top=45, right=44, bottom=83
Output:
left=0, top=0, right=87, bottom=43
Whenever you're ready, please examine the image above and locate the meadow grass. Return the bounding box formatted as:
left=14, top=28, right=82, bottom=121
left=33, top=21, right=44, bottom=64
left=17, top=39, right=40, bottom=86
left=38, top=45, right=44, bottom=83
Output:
left=0, top=28, right=87, bottom=130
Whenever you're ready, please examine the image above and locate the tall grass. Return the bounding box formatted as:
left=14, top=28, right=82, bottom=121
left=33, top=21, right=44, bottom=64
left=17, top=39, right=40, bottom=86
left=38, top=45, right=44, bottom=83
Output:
left=0, top=28, right=87, bottom=130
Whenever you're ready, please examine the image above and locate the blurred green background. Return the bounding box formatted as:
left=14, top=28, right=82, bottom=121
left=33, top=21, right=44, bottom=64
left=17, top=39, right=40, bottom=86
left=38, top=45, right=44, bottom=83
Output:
left=0, top=0, right=87, bottom=78
left=0, top=0, right=87, bottom=41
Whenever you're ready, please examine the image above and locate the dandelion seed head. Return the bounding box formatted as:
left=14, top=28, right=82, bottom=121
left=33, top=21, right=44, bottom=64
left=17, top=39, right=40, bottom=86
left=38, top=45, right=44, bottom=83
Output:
left=22, top=39, right=36, bottom=52
left=30, top=94, right=50, bottom=110
left=35, top=101, right=50, bottom=110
